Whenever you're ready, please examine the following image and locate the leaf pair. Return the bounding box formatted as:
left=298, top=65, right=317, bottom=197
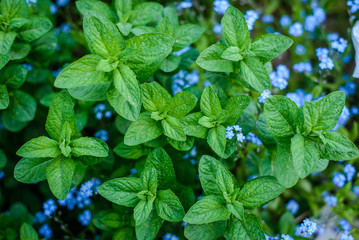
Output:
left=54, top=12, right=174, bottom=121
left=263, top=91, right=359, bottom=187
left=183, top=155, right=285, bottom=240
left=124, top=82, right=197, bottom=148
left=98, top=148, right=184, bottom=240
left=196, top=6, right=293, bottom=92
left=183, top=85, right=250, bottom=158
left=14, top=91, right=109, bottom=199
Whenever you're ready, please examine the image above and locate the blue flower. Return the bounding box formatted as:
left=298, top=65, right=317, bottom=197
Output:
left=351, top=106, right=359, bottom=115
left=172, top=70, right=199, bottom=94
left=333, top=171, right=346, bottom=188
left=177, top=0, right=193, bottom=10
left=258, top=90, right=271, bottom=103
left=300, top=218, right=317, bottom=237
left=262, top=14, right=274, bottom=23
left=213, top=0, right=230, bottom=15
left=60, top=23, right=71, bottom=33
left=94, top=129, right=108, bottom=142
left=79, top=181, right=94, bottom=198
left=244, top=10, right=260, bottom=31
left=0, top=171, right=4, bottom=179
left=280, top=15, right=292, bottom=27
left=343, top=164, right=356, bottom=182
left=331, top=38, right=348, bottom=53
left=236, top=132, right=245, bottom=142
left=23, top=63, right=33, bottom=71
left=293, top=62, right=312, bottom=73
left=353, top=185, right=359, bottom=197
left=313, top=8, right=326, bottom=24
left=289, top=22, right=303, bottom=37
left=286, top=199, right=299, bottom=215
left=270, top=65, right=290, bottom=90
left=34, top=211, right=47, bottom=224
left=295, top=44, right=306, bottom=55
left=39, top=224, right=52, bottom=239
left=43, top=199, right=57, bottom=216
left=341, top=233, right=354, bottom=240
left=79, top=209, right=92, bottom=226
left=246, top=132, right=262, bottom=146
left=304, top=15, right=317, bottom=32
left=162, top=233, right=180, bottom=240
left=50, top=3, right=58, bottom=14
left=56, top=0, right=70, bottom=7
left=339, top=219, right=351, bottom=232
left=324, top=194, right=337, bottom=207
left=285, top=89, right=313, bottom=107
left=213, top=23, right=221, bottom=34
left=347, top=0, right=359, bottom=13
left=327, top=32, right=339, bottom=41
left=226, top=130, right=235, bottom=139
left=281, top=234, right=294, bottom=240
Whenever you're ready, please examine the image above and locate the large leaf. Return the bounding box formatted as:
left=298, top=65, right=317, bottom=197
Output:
left=224, top=95, right=251, bottom=125
left=141, top=81, right=171, bottom=112
left=9, top=90, right=36, bottom=122
left=14, top=157, right=53, bottom=183
left=318, top=132, right=359, bottom=160
left=224, top=214, right=266, bottom=240
left=166, top=91, right=197, bottom=118
left=70, top=137, right=109, bottom=157
left=130, top=2, right=163, bottom=26
left=18, top=17, right=52, bottom=42
left=0, top=32, right=17, bottom=54
left=135, top=210, right=164, bottom=240
left=76, top=0, right=117, bottom=22
left=184, top=221, right=227, bottom=240
left=161, top=115, right=186, bottom=141
left=274, top=146, right=299, bottom=188
left=17, top=136, right=60, bottom=158
left=196, top=44, right=234, bottom=72
left=208, top=125, right=227, bottom=157
left=200, top=85, right=222, bottom=117
left=173, top=24, right=204, bottom=50
left=181, top=112, right=208, bottom=139
left=155, top=189, right=185, bottom=222
left=239, top=57, right=271, bottom=93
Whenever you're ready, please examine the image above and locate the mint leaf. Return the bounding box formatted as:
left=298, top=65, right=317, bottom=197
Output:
left=83, top=12, right=124, bottom=58
left=224, top=214, right=266, bottom=240
left=76, top=0, right=116, bottom=22
left=297, top=101, right=318, bottom=135
left=173, top=24, right=204, bottom=51
left=181, top=112, right=208, bottom=139
left=226, top=201, right=244, bottom=220
left=237, top=176, right=285, bottom=209
left=14, top=157, right=53, bottom=183
left=9, top=90, right=36, bottom=123
left=274, top=146, right=299, bottom=188
left=55, top=55, right=111, bottom=89
left=0, top=54, right=11, bottom=70
left=18, top=17, right=52, bottom=42
left=98, top=177, right=141, bottom=207
left=17, top=136, right=60, bottom=158
left=114, top=0, right=132, bottom=23
left=144, top=148, right=176, bottom=189
left=251, top=34, right=293, bottom=63
left=141, top=82, right=171, bottom=112
left=207, top=125, right=226, bottom=157
left=196, top=44, right=234, bottom=72
left=216, top=166, right=237, bottom=199
left=201, top=86, right=222, bottom=117
left=155, top=189, right=185, bottom=222
left=124, top=112, right=163, bottom=146
left=108, top=65, right=141, bottom=121
left=183, top=195, right=230, bottom=224
left=166, top=91, right=197, bottom=118
left=140, top=167, right=158, bottom=194
left=239, top=57, right=271, bottom=92
left=0, top=32, right=17, bottom=54
left=291, top=134, right=319, bottom=178
left=224, top=95, right=251, bottom=125
left=184, top=221, right=227, bottom=240
left=161, top=115, right=186, bottom=141
left=113, top=141, right=149, bottom=159
left=222, top=6, right=250, bottom=50
left=1, top=64, right=28, bottom=89
left=70, top=137, right=108, bottom=157
left=313, top=91, right=346, bottom=131
left=318, top=132, right=359, bottom=160
left=134, top=198, right=155, bottom=226
left=221, top=46, right=243, bottom=61
left=20, top=223, right=39, bottom=240
left=46, top=156, right=76, bottom=200
left=168, top=136, right=195, bottom=151
left=130, top=2, right=163, bottom=27
left=160, top=54, right=181, bottom=72
left=264, top=95, right=298, bottom=143
left=0, top=84, right=9, bottom=109
left=124, top=33, right=174, bottom=81
left=135, top=210, right=164, bottom=240
left=45, top=91, right=78, bottom=141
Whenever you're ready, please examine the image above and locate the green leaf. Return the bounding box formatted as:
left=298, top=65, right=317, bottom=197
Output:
left=201, top=85, right=222, bottom=117
left=9, top=90, right=36, bottom=122
left=83, top=12, right=124, bottom=58
left=318, top=132, right=359, bottom=160
left=46, top=156, right=76, bottom=200
left=208, top=125, right=227, bottom=157
left=291, top=134, right=319, bottom=178
left=1, top=0, right=28, bottom=21
left=160, top=54, right=181, bottom=72
left=113, top=141, right=149, bottom=159
left=168, top=136, right=195, bottom=151
left=224, top=214, right=266, bottom=240
left=0, top=32, right=17, bottom=54
left=183, top=195, right=230, bottom=224
left=130, top=2, right=163, bottom=26
left=8, top=41, right=31, bottom=60
left=239, top=57, right=271, bottom=92
left=221, top=6, right=250, bottom=50
left=0, top=84, right=9, bottom=110
left=181, top=112, right=208, bottom=139
left=0, top=64, right=28, bottom=89
left=59, top=122, right=72, bottom=157
left=124, top=33, right=174, bottom=81
left=20, top=223, right=39, bottom=240
left=313, top=91, right=346, bottom=131
left=162, top=115, right=186, bottom=141
left=226, top=201, right=244, bottom=220
left=216, top=166, right=237, bottom=200
left=70, top=137, right=108, bottom=157
left=141, top=81, right=171, bottom=112
left=158, top=16, right=174, bottom=35
left=101, top=213, right=128, bottom=229
left=221, top=46, right=243, bottom=61
left=117, top=22, right=133, bottom=36
left=45, top=91, right=78, bottom=141
left=224, top=95, right=251, bottom=125
left=297, top=101, right=318, bottom=135
left=134, top=198, right=155, bottom=226
left=155, top=189, right=184, bottom=222
left=173, top=24, right=204, bottom=51
left=256, top=114, right=277, bottom=149
left=166, top=91, right=197, bottom=118
left=76, top=0, right=117, bottom=22
left=98, top=177, right=141, bottom=207
left=264, top=95, right=298, bottom=143
left=17, top=136, right=60, bottom=158
left=251, top=34, right=293, bottom=63
left=278, top=212, right=296, bottom=235
left=274, top=146, right=299, bottom=188
left=0, top=149, right=7, bottom=170
left=237, top=176, right=285, bottom=210
left=68, top=83, right=110, bottom=101
left=144, top=148, right=176, bottom=189
left=18, top=17, right=52, bottom=42
left=14, top=158, right=53, bottom=183
left=96, top=58, right=119, bottom=72
left=55, top=55, right=112, bottom=89
left=311, top=158, right=329, bottom=173
left=108, top=65, right=141, bottom=121
left=135, top=210, right=164, bottom=240
left=0, top=54, right=11, bottom=70
left=196, top=44, right=234, bottom=72
left=184, top=221, right=227, bottom=240
left=2, top=110, right=28, bottom=132
left=140, top=167, right=158, bottom=194
left=114, top=0, right=132, bottom=23
left=124, top=112, right=163, bottom=146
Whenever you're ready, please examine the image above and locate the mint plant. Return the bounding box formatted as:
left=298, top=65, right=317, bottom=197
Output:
left=14, top=91, right=109, bottom=199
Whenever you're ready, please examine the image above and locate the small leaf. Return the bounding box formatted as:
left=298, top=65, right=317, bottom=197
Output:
left=221, top=46, right=243, bottom=61
left=196, top=44, right=234, bottom=72
left=155, top=189, right=185, bottom=222
left=161, top=115, right=186, bottom=141
left=20, top=223, right=39, bottom=240
left=141, top=81, right=171, bottom=112
left=201, top=85, right=222, bottom=117
left=70, top=137, right=109, bottom=157
left=224, top=214, right=266, bottom=240
left=207, top=125, right=227, bottom=157
left=134, top=198, right=155, bottom=226
left=239, top=57, right=271, bottom=93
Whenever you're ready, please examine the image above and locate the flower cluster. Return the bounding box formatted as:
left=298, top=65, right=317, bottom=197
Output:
left=258, top=90, right=272, bottom=103
left=79, top=209, right=92, bottom=226
left=293, top=61, right=313, bottom=73
left=171, top=70, right=199, bottom=94
left=213, top=0, right=230, bottom=15
left=332, top=171, right=347, bottom=188
left=299, top=218, right=317, bottom=237
left=162, top=233, right=180, bottom=240
left=226, top=125, right=245, bottom=142
left=94, top=103, right=112, bottom=120
left=270, top=65, right=290, bottom=90
left=94, top=129, right=109, bottom=142
left=286, top=199, right=299, bottom=215
left=347, top=0, right=359, bottom=13
left=316, top=48, right=334, bottom=70
left=244, top=10, right=260, bottom=31
left=246, top=132, right=263, bottom=146
left=285, top=89, right=313, bottom=107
